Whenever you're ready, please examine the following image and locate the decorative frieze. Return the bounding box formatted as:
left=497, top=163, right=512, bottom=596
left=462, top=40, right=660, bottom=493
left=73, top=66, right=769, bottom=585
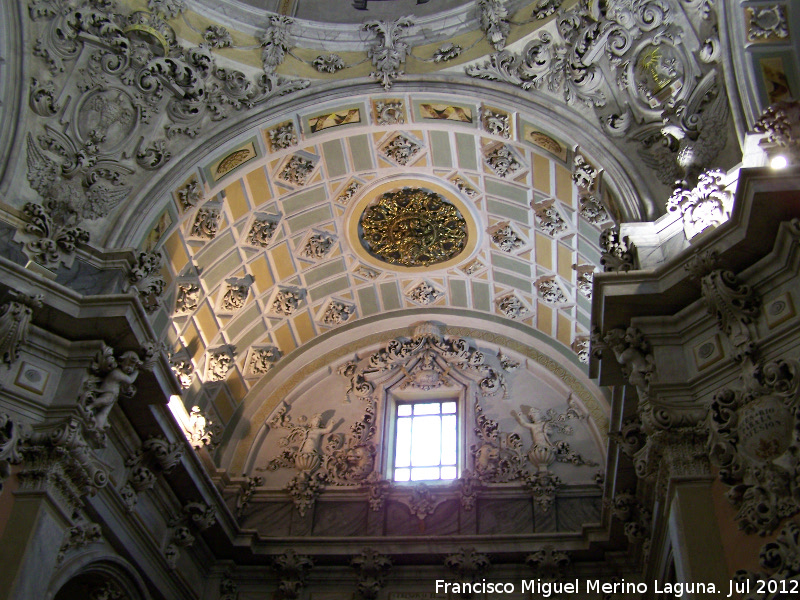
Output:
left=190, top=208, right=220, bottom=240
left=497, top=293, right=530, bottom=319
left=490, top=223, right=525, bottom=252
left=599, top=226, right=636, bottom=272
left=537, top=279, right=569, bottom=304
left=271, top=288, right=304, bottom=316
left=321, top=300, right=355, bottom=326
left=279, top=155, right=315, bottom=186
left=485, top=144, right=522, bottom=178
left=0, top=292, right=44, bottom=366
left=128, top=251, right=165, bottom=313
left=363, top=17, right=415, bottom=90
left=300, top=233, right=335, bottom=260
left=221, top=276, right=254, bottom=311
left=248, top=346, right=282, bottom=375
left=667, top=169, right=731, bottom=239
left=351, top=548, right=392, bottom=600
left=374, top=100, right=405, bottom=125
left=478, top=0, right=510, bottom=51
left=267, top=122, right=298, bottom=150
left=176, top=179, right=205, bottom=211
left=313, top=54, right=344, bottom=73
left=246, top=215, right=280, bottom=248
left=206, top=347, right=235, bottom=382
left=380, top=134, right=421, bottom=165
left=175, top=282, right=201, bottom=314
left=406, top=281, right=444, bottom=306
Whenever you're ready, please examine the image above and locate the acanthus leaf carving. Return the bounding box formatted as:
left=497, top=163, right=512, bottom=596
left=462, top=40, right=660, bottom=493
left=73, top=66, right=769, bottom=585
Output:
left=351, top=548, right=392, bottom=600
left=273, top=550, right=313, bottom=600
left=599, top=226, right=636, bottom=272
left=478, top=0, right=510, bottom=51
left=0, top=292, right=44, bottom=366
left=525, top=546, right=571, bottom=581
left=666, top=169, right=731, bottom=239
left=444, top=547, right=490, bottom=583
left=363, top=17, right=415, bottom=90
left=127, top=251, right=165, bottom=313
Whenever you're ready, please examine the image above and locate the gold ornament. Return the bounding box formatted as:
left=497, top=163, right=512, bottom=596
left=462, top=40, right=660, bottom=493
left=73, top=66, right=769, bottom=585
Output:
left=359, top=188, right=468, bottom=267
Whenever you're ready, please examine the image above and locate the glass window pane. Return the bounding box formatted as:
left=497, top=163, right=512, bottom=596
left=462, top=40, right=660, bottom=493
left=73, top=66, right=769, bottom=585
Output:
left=441, top=414, right=457, bottom=465
left=395, top=418, right=412, bottom=467
left=441, top=401, right=456, bottom=414
left=441, top=466, right=458, bottom=480
left=413, top=402, right=440, bottom=415
left=397, top=404, right=412, bottom=417
left=411, top=467, right=441, bottom=480
left=411, top=416, right=441, bottom=466
left=394, top=468, right=410, bottom=481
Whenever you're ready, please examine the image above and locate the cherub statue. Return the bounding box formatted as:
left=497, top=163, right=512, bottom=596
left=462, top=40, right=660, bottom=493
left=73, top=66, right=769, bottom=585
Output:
left=80, top=344, right=157, bottom=431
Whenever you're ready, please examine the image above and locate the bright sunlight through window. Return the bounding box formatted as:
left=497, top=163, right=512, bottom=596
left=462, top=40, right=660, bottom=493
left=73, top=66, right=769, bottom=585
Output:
left=393, top=400, right=458, bottom=482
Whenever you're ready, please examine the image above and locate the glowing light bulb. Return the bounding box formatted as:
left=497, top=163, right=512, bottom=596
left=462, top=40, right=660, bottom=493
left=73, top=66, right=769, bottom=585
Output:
left=770, top=155, right=789, bottom=170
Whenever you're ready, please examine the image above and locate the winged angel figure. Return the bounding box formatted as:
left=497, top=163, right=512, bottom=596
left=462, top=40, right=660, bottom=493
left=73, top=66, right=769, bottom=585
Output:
left=638, top=73, right=729, bottom=188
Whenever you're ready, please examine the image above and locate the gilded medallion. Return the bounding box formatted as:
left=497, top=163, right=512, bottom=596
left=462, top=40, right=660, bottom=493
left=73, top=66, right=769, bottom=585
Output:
left=358, top=188, right=468, bottom=267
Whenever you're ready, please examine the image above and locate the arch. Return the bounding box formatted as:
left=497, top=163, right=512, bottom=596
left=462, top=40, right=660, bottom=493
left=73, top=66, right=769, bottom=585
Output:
left=46, top=554, right=151, bottom=600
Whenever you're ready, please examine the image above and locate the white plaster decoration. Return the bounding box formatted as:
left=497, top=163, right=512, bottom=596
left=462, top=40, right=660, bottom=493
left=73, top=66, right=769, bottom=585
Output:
left=175, top=282, right=201, bottom=314
left=273, top=550, right=313, bottom=600
left=433, top=43, right=462, bottom=62
left=336, top=180, right=363, bottom=205
left=374, top=100, right=405, bottom=125
left=571, top=336, right=590, bottom=364
left=148, top=0, right=185, bottom=18
left=260, top=15, right=294, bottom=75
left=533, top=201, right=568, bottom=236
left=176, top=178, right=205, bottom=211
left=380, top=134, right=421, bottom=165
left=753, top=100, right=800, bottom=166
left=363, top=17, right=415, bottom=90
left=351, top=548, right=392, bottom=600
left=313, top=54, right=345, bottom=73
left=478, top=0, right=510, bottom=51
left=572, top=154, right=598, bottom=191
left=203, top=25, right=232, bottom=48
left=451, top=176, right=478, bottom=198
left=56, top=521, right=102, bottom=565
left=666, top=169, right=731, bottom=239
left=709, top=358, right=800, bottom=535
left=445, top=547, right=490, bottom=583
left=279, top=154, right=315, bottom=186
left=0, top=292, right=43, bottom=366
left=340, top=322, right=506, bottom=401
left=185, top=406, right=222, bottom=450
left=190, top=207, right=220, bottom=240
left=525, top=547, right=570, bottom=580
left=489, top=223, right=524, bottom=252
left=537, top=279, right=568, bottom=304
left=271, top=288, right=304, bottom=316
left=484, top=144, right=522, bottom=178
left=579, top=195, right=611, bottom=225
left=18, top=197, right=90, bottom=268
left=0, top=414, right=29, bottom=494
left=246, top=215, right=280, bottom=247
left=593, top=327, right=655, bottom=396
left=236, top=475, right=263, bottom=518
left=120, top=436, right=183, bottom=511
left=408, top=483, right=436, bottom=521
left=497, top=351, right=520, bottom=371
left=497, top=293, right=529, bottom=319
left=354, top=264, right=380, bottom=279
left=531, top=0, right=560, bottom=19
left=574, top=265, right=595, bottom=298
left=267, top=122, right=298, bottom=150
left=482, top=108, right=510, bottom=138
left=248, top=346, right=282, bottom=375
left=128, top=251, right=165, bottom=313
left=513, top=405, right=598, bottom=470
left=77, top=343, right=158, bottom=434
left=207, top=347, right=235, bottom=382
left=685, top=253, right=760, bottom=362
left=599, top=226, right=635, bottom=272
left=321, top=299, right=355, bottom=326
left=746, top=5, right=789, bottom=42
left=170, top=353, right=193, bottom=389
left=300, top=232, right=335, bottom=260
left=406, top=281, right=444, bottom=306
left=460, top=258, right=485, bottom=275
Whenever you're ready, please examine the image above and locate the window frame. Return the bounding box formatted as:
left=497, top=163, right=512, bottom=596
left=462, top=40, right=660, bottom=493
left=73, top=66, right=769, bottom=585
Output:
left=384, top=387, right=467, bottom=483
